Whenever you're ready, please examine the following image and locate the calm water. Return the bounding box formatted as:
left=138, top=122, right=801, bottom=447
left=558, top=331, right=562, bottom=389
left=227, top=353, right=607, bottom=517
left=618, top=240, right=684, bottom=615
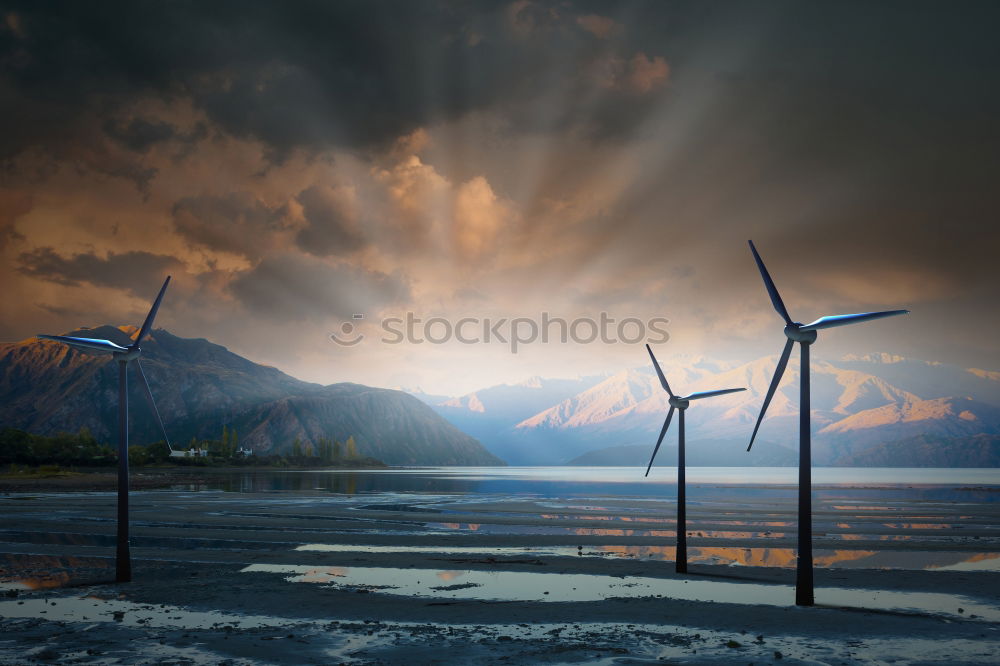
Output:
left=175, top=466, right=1000, bottom=501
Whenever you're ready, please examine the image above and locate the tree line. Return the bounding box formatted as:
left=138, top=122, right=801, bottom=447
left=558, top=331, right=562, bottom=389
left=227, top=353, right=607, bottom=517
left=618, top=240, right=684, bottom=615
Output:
left=0, top=427, right=378, bottom=468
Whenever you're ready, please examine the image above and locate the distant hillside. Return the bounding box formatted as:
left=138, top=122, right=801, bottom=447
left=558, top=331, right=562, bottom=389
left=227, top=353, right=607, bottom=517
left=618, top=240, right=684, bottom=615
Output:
left=0, top=327, right=502, bottom=466
left=430, top=375, right=605, bottom=463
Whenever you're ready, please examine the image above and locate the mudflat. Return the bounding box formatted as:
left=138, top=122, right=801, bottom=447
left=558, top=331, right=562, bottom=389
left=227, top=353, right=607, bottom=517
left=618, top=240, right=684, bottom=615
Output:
left=1, top=483, right=998, bottom=664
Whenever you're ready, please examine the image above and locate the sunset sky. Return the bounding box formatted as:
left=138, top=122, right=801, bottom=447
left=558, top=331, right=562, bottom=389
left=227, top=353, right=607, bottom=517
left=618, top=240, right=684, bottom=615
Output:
left=2, top=1, right=998, bottom=394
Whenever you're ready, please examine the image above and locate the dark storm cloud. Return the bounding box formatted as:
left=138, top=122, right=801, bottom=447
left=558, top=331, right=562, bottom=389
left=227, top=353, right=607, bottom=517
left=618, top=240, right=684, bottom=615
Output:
left=172, top=193, right=288, bottom=260
left=0, top=189, right=30, bottom=250
left=0, top=0, right=667, bottom=164
left=103, top=117, right=177, bottom=153
left=534, top=1, right=1000, bottom=305
left=295, top=185, right=366, bottom=257
left=229, top=254, right=409, bottom=321
left=17, top=247, right=182, bottom=294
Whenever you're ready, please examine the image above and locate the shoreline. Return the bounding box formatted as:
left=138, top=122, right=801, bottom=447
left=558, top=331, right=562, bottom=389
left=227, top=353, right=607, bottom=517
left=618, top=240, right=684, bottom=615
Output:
left=0, top=464, right=391, bottom=492
left=3, top=464, right=999, bottom=494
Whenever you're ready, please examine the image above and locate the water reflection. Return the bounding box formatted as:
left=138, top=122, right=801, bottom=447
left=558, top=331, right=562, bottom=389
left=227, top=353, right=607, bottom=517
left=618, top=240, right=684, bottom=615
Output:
left=168, top=467, right=1000, bottom=503
left=293, top=543, right=1000, bottom=571
left=0, top=553, right=114, bottom=591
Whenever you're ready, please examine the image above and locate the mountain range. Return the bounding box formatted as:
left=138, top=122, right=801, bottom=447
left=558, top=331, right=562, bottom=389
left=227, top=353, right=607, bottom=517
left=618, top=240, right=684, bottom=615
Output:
left=412, top=353, right=1000, bottom=467
left=0, top=326, right=502, bottom=466
left=5, top=327, right=997, bottom=468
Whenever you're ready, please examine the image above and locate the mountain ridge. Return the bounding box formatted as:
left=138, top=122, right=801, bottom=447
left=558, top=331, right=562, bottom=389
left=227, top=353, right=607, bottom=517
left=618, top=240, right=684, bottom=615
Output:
left=0, top=327, right=503, bottom=466
left=411, top=352, right=1000, bottom=466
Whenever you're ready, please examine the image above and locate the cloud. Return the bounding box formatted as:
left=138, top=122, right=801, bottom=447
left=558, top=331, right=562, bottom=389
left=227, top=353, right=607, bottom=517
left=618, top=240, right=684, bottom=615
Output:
left=228, top=253, right=409, bottom=322
left=373, top=154, right=451, bottom=247
left=2, top=2, right=1000, bottom=387
left=0, top=189, right=31, bottom=250
left=452, top=176, right=515, bottom=260
left=598, top=52, right=669, bottom=94
left=295, top=184, right=365, bottom=257
left=576, top=14, right=618, bottom=39
left=103, top=117, right=178, bottom=153
left=172, top=192, right=290, bottom=261
left=17, top=247, right=182, bottom=294
left=0, top=1, right=679, bottom=166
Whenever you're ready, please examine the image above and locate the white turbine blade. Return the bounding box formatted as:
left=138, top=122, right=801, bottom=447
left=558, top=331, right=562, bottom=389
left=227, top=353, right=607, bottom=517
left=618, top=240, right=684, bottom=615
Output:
left=747, top=338, right=794, bottom=452
left=645, top=344, right=674, bottom=397
left=38, top=335, right=127, bottom=355
left=748, top=240, right=793, bottom=326
left=134, top=275, right=171, bottom=344
left=645, top=407, right=675, bottom=477
left=134, top=360, right=171, bottom=450
left=683, top=387, right=746, bottom=401
left=798, top=310, right=909, bottom=332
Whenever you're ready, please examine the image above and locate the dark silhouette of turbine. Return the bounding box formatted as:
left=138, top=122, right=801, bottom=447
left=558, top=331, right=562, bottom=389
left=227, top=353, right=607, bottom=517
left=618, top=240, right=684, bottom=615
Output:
left=39, top=276, right=172, bottom=582
left=644, top=344, right=745, bottom=573
left=746, top=240, right=908, bottom=605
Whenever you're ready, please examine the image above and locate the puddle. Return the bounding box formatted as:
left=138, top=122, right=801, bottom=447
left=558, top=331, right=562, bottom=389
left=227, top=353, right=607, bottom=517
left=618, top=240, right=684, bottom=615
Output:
left=425, top=521, right=963, bottom=541
left=296, top=543, right=588, bottom=557
left=932, top=554, right=1000, bottom=572
left=241, top=563, right=1000, bottom=622
left=0, top=596, right=298, bottom=630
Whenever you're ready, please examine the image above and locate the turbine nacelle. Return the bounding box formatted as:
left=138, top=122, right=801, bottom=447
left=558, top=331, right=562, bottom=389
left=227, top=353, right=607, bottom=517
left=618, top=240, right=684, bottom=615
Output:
left=114, top=346, right=142, bottom=362
left=667, top=396, right=690, bottom=409
left=783, top=323, right=817, bottom=344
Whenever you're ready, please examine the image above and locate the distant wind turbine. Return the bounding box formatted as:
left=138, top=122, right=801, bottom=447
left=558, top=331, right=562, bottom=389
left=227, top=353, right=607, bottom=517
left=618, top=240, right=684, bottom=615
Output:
left=39, top=276, right=172, bottom=583
left=644, top=344, right=745, bottom=574
left=746, top=240, right=908, bottom=605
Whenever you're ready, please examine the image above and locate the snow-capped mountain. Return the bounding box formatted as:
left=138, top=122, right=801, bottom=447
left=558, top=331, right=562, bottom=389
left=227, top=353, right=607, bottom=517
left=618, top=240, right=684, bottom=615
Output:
left=423, top=375, right=606, bottom=462
left=410, top=353, right=1000, bottom=466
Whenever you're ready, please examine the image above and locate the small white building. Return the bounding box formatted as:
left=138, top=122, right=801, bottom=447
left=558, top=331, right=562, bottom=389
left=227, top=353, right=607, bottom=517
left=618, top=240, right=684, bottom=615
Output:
left=169, top=448, right=209, bottom=458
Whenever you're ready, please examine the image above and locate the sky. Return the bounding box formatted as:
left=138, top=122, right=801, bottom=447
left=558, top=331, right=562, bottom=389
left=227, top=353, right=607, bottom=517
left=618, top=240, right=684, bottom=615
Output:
left=2, top=0, right=998, bottom=395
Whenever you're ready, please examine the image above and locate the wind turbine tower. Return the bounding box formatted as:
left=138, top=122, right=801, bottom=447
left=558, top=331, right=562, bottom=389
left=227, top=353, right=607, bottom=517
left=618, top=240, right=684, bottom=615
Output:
left=39, top=276, right=173, bottom=582
left=644, top=344, right=745, bottom=573
left=745, top=240, right=908, bottom=605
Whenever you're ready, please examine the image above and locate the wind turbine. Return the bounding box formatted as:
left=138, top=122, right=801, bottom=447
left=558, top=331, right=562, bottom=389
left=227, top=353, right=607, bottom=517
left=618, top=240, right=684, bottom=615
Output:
left=745, top=240, right=908, bottom=606
left=644, top=344, right=745, bottom=573
left=39, top=275, right=172, bottom=583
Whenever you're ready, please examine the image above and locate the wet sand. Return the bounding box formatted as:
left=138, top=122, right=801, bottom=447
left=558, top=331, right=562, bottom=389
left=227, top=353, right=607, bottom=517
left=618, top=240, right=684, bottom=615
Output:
left=0, top=487, right=998, bottom=664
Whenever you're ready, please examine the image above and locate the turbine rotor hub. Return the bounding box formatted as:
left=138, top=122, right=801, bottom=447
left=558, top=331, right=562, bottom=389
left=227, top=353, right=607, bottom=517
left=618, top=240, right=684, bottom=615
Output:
left=668, top=396, right=689, bottom=409
left=784, top=323, right=817, bottom=344
left=114, top=346, right=141, bottom=362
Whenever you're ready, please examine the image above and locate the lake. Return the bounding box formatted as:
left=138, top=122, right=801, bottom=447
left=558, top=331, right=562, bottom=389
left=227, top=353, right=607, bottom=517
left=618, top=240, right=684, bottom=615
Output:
left=171, top=466, right=1000, bottom=501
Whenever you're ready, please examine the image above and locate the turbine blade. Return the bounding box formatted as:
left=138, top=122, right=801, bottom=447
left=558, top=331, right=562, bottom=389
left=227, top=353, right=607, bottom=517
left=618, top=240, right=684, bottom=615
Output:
left=38, top=335, right=128, bottom=355
left=798, top=310, right=910, bottom=332
left=134, top=360, right=171, bottom=450
left=748, top=240, right=793, bottom=325
left=683, top=387, right=746, bottom=401
left=645, top=344, right=674, bottom=396
left=134, top=275, right=171, bottom=344
left=645, top=406, right=675, bottom=477
left=747, top=338, right=794, bottom=452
